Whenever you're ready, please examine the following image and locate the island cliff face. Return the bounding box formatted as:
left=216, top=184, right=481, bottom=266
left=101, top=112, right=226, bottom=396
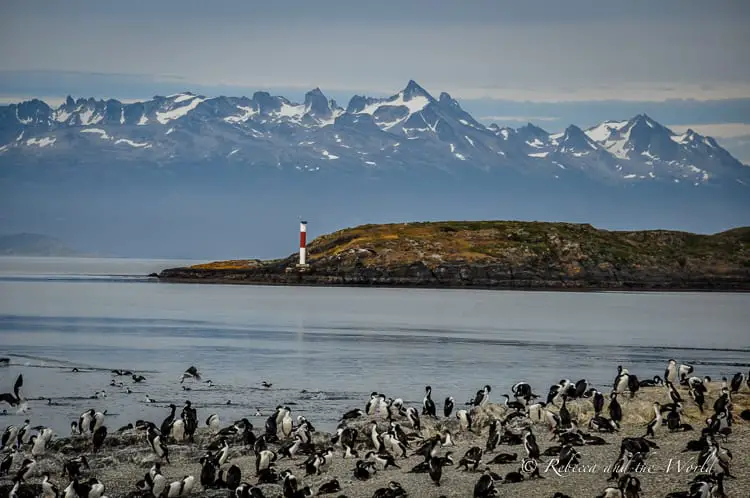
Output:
left=158, top=221, right=750, bottom=290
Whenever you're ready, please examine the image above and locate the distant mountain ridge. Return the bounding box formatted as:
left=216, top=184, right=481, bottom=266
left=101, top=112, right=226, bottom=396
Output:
left=0, top=80, right=747, bottom=186
left=0, top=233, right=81, bottom=256
left=1, top=80, right=749, bottom=259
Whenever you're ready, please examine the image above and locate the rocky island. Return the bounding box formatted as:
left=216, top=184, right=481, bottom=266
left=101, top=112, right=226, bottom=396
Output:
left=157, top=221, right=750, bottom=291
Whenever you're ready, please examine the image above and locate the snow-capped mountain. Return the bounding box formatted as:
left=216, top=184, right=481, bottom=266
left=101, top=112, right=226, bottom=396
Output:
left=1, top=80, right=747, bottom=187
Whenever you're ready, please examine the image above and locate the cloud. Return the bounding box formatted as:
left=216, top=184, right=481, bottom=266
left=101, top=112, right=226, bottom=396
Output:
left=478, top=116, right=559, bottom=123
left=0, top=94, right=144, bottom=107
left=2, top=1, right=748, bottom=104
left=449, top=83, right=750, bottom=103
left=668, top=123, right=750, bottom=138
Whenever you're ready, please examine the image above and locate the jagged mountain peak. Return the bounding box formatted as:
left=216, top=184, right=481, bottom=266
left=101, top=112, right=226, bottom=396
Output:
left=402, top=79, right=433, bottom=101
left=555, top=124, right=599, bottom=153
left=306, top=87, right=325, bottom=97
left=304, top=88, right=331, bottom=117
left=1, top=83, right=747, bottom=188
left=518, top=122, right=549, bottom=138
left=438, top=92, right=457, bottom=105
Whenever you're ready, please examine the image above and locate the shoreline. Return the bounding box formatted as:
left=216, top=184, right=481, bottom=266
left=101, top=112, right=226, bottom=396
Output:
left=1, top=392, right=748, bottom=498
left=155, top=275, right=750, bottom=293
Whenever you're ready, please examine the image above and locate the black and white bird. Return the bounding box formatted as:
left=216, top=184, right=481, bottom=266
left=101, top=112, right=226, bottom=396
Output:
left=163, top=475, right=195, bottom=497
left=405, top=406, right=421, bottom=430
left=422, top=386, right=437, bottom=418
left=730, top=372, right=745, bottom=394
left=512, top=381, right=536, bottom=401
left=255, top=449, right=276, bottom=475
left=678, top=363, right=694, bottom=383
left=92, top=425, right=107, bottom=453
left=613, top=366, right=630, bottom=394
left=180, top=366, right=201, bottom=383
left=30, top=427, right=54, bottom=457
left=592, top=390, right=605, bottom=416
left=62, top=455, right=90, bottom=480
left=473, top=469, right=498, bottom=497
left=639, top=375, right=664, bottom=387
left=340, top=408, right=363, bottom=422
left=428, top=453, right=453, bottom=486
left=458, top=446, right=483, bottom=472
left=14, top=457, right=36, bottom=483
left=472, top=385, right=492, bottom=407
left=317, top=478, right=341, bottom=495
left=522, top=429, right=540, bottom=460
left=0, top=447, right=18, bottom=475
left=206, top=413, right=221, bottom=433
left=63, top=477, right=106, bottom=498
left=546, top=380, right=571, bottom=406
left=664, top=359, right=678, bottom=385
left=41, top=472, right=59, bottom=498
left=365, top=392, right=380, bottom=416
left=0, top=374, right=24, bottom=408
left=443, top=396, right=454, bottom=418
left=456, top=409, right=472, bottom=432
left=502, top=394, right=526, bottom=412
left=366, top=450, right=400, bottom=470
left=147, top=425, right=170, bottom=463
left=1, top=424, right=19, bottom=450
left=609, top=393, right=622, bottom=429
left=15, top=420, right=30, bottom=447
left=645, top=402, right=663, bottom=438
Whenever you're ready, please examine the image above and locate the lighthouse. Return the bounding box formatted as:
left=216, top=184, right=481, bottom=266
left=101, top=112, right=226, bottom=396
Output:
left=298, top=220, right=308, bottom=266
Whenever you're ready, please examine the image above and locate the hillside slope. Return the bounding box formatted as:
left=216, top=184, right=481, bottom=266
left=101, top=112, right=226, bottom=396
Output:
left=158, top=221, right=750, bottom=290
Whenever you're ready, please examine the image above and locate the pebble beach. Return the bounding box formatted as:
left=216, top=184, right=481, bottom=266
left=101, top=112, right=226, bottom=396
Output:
left=1, top=379, right=748, bottom=498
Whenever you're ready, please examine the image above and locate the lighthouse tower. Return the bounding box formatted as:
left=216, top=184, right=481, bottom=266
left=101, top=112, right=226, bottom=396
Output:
left=298, top=220, right=308, bottom=266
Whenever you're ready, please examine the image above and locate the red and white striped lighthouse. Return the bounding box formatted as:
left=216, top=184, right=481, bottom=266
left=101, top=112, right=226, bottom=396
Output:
left=299, top=220, right=308, bottom=266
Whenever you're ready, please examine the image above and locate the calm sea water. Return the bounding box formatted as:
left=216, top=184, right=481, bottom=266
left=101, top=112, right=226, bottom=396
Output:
left=1, top=256, right=749, bottom=437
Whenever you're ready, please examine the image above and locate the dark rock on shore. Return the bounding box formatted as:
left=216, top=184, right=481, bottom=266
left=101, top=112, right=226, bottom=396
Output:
left=158, top=221, right=750, bottom=291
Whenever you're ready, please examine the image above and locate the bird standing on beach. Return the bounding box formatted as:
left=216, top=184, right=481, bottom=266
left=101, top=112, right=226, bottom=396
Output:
left=443, top=396, right=454, bottom=418
left=665, top=359, right=678, bottom=385
left=730, top=372, right=745, bottom=393
left=41, top=472, right=59, bottom=498
left=645, top=402, right=663, bottom=438
left=472, top=385, right=491, bottom=407
left=423, top=386, right=437, bottom=418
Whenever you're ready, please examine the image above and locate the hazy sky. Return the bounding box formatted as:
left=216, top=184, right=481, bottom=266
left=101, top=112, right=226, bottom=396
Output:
left=1, top=0, right=750, bottom=159
left=2, top=0, right=748, bottom=100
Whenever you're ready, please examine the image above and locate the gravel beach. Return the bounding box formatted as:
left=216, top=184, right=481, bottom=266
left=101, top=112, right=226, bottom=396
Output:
left=1, top=386, right=748, bottom=497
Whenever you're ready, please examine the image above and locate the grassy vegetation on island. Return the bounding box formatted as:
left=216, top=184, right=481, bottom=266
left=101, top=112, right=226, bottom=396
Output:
left=160, top=221, right=750, bottom=290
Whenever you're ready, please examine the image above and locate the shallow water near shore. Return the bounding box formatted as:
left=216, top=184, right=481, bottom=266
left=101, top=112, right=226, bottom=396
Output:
left=1, top=256, right=749, bottom=438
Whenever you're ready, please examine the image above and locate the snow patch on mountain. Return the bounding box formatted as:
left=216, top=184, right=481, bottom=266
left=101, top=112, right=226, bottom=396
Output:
left=81, top=128, right=110, bottom=140
left=1, top=80, right=747, bottom=189
left=224, top=106, right=258, bottom=124
left=79, top=107, right=103, bottom=126
left=156, top=97, right=206, bottom=124
left=115, top=139, right=151, bottom=148
left=173, top=93, right=198, bottom=104
left=356, top=94, right=430, bottom=117
left=26, top=137, right=56, bottom=147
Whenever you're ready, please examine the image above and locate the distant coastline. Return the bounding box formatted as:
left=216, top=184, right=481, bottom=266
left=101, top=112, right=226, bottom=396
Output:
left=157, top=220, right=750, bottom=291
left=0, top=233, right=86, bottom=257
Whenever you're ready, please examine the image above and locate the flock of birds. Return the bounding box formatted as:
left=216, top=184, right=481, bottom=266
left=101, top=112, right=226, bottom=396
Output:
left=0, top=360, right=748, bottom=498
